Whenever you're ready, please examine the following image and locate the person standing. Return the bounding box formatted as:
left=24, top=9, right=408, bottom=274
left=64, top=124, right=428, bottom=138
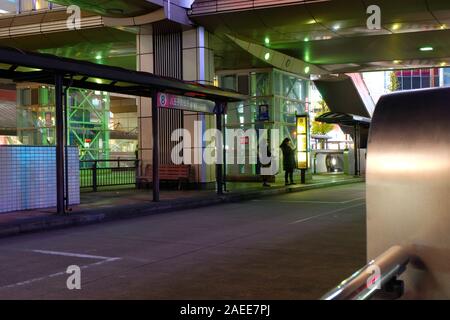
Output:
left=259, top=140, right=272, bottom=187
left=280, top=138, right=296, bottom=186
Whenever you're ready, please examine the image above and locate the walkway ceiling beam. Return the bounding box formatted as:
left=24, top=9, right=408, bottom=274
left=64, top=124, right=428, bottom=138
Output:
left=0, top=46, right=246, bottom=103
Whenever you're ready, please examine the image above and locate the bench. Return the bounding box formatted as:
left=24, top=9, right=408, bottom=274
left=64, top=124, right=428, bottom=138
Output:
left=137, top=164, right=190, bottom=190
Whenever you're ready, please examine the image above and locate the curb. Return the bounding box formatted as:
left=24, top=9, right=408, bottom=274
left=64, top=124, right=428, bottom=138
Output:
left=0, top=178, right=364, bottom=239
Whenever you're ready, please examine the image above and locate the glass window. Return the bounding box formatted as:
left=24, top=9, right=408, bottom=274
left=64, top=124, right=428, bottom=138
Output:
left=412, top=77, right=421, bottom=89
left=221, top=75, right=236, bottom=91
left=0, top=0, right=17, bottom=14
left=250, top=72, right=270, bottom=97
left=402, top=77, right=412, bottom=90
left=20, top=0, right=34, bottom=12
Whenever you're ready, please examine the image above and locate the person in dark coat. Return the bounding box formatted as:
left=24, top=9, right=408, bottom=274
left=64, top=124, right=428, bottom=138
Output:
left=280, top=138, right=296, bottom=185
left=259, top=140, right=272, bottom=187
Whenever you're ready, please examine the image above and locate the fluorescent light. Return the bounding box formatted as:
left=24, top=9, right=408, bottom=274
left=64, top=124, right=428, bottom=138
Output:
left=332, top=24, right=341, bottom=31
left=0, top=9, right=9, bottom=14
left=420, top=46, right=434, bottom=52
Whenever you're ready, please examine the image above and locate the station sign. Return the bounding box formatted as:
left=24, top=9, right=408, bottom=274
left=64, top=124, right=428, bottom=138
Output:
left=258, top=104, right=270, bottom=121
left=296, top=114, right=310, bottom=170
left=157, top=92, right=216, bottom=114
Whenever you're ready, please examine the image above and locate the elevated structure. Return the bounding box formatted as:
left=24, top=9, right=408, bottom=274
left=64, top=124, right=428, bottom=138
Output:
left=0, top=45, right=245, bottom=212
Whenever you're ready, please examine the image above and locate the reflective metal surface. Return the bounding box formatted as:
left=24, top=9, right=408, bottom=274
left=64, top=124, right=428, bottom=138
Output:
left=321, top=246, right=409, bottom=300
left=367, top=87, right=450, bottom=299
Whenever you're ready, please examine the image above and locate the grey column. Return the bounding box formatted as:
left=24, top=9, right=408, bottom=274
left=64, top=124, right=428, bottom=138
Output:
left=55, top=74, right=65, bottom=214
left=152, top=92, right=160, bottom=202
left=215, top=103, right=224, bottom=195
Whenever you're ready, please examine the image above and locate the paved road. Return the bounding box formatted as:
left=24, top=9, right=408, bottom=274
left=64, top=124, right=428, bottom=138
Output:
left=0, top=183, right=366, bottom=300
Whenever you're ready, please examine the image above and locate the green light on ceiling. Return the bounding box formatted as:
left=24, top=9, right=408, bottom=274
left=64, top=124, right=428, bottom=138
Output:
left=264, top=37, right=270, bottom=45
left=420, top=46, right=434, bottom=52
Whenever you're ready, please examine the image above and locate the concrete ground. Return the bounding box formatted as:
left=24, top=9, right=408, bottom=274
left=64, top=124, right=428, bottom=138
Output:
left=0, top=183, right=366, bottom=300
left=0, top=173, right=357, bottom=225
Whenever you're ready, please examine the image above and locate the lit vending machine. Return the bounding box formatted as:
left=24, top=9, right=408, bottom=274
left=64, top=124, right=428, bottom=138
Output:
left=296, top=114, right=310, bottom=183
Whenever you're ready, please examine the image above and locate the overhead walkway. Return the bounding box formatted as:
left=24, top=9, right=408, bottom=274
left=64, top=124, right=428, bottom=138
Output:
left=313, top=73, right=376, bottom=118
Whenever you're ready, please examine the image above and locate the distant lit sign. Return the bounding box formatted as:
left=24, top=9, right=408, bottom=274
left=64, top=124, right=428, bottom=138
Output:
left=45, top=112, right=53, bottom=127
left=240, top=136, right=249, bottom=145
left=258, top=104, right=270, bottom=121
left=157, top=92, right=216, bottom=114
left=296, top=115, right=310, bottom=169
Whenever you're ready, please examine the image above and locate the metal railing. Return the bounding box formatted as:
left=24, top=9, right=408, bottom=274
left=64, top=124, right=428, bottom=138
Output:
left=80, top=159, right=139, bottom=191
left=321, top=246, right=410, bottom=300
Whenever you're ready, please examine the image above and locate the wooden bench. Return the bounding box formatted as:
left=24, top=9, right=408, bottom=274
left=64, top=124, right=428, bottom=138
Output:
left=137, top=164, right=190, bottom=190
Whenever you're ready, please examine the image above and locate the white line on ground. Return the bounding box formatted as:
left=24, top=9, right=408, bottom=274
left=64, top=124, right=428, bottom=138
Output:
left=0, top=258, right=120, bottom=290
left=252, top=197, right=365, bottom=204
left=29, top=249, right=120, bottom=261
left=289, top=203, right=365, bottom=225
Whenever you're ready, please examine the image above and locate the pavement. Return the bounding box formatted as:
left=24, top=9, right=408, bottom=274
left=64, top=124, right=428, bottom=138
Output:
left=0, top=174, right=364, bottom=238
left=0, top=183, right=366, bottom=299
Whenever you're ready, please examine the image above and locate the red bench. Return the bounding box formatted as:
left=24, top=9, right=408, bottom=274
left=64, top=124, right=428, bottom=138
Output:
left=137, top=164, right=190, bottom=190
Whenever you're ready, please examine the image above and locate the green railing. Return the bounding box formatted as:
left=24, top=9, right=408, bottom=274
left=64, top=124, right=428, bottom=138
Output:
left=80, top=159, right=139, bottom=191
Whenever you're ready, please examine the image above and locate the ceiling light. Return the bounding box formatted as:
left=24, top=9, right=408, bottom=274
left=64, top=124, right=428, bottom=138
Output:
left=393, top=60, right=401, bottom=64
left=440, top=24, right=446, bottom=30
left=420, top=46, right=434, bottom=52
left=440, top=62, right=447, bottom=67
left=304, top=37, right=310, bottom=42
left=332, top=24, right=341, bottom=31
left=392, top=23, right=401, bottom=31
left=264, top=52, right=271, bottom=61
left=95, top=55, right=102, bottom=60
left=304, top=66, right=310, bottom=74
left=264, top=37, right=270, bottom=45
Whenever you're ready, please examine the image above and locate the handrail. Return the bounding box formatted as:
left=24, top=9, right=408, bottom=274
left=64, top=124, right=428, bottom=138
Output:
left=321, top=246, right=410, bottom=300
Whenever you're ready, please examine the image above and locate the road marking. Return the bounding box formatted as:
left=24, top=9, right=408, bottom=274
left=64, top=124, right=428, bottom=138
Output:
left=30, top=249, right=120, bottom=261
left=252, top=197, right=365, bottom=204
left=0, top=250, right=121, bottom=290
left=290, top=203, right=365, bottom=225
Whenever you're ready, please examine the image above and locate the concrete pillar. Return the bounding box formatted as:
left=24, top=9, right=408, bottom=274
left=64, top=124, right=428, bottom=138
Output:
left=136, top=25, right=217, bottom=188
left=182, top=26, right=216, bottom=188
left=136, top=25, right=154, bottom=174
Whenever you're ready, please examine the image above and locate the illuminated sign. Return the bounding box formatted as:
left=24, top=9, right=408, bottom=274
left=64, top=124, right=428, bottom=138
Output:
left=157, top=92, right=216, bottom=114
left=258, top=104, right=270, bottom=121
left=296, top=115, right=310, bottom=169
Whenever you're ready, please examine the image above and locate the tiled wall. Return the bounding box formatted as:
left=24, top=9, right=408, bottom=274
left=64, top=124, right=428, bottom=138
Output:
left=0, top=146, right=80, bottom=213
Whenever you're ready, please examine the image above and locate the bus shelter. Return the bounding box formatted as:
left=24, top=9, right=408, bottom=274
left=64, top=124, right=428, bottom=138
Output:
left=0, top=46, right=246, bottom=214
left=315, top=112, right=371, bottom=176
